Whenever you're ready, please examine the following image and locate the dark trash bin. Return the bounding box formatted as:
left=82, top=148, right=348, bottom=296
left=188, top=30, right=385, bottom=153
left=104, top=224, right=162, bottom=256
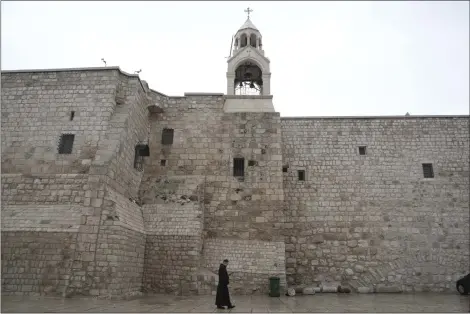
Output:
left=269, top=276, right=281, bottom=297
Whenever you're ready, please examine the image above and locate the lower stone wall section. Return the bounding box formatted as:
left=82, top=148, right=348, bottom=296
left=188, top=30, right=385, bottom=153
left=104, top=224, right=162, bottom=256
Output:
left=1, top=174, right=88, bottom=205
left=142, top=235, right=202, bottom=295
left=202, top=238, right=287, bottom=295
left=93, top=225, right=145, bottom=297
left=1, top=231, right=77, bottom=296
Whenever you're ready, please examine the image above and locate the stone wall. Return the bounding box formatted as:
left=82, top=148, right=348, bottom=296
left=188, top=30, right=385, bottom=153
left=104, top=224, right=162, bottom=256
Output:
left=141, top=176, right=205, bottom=295
left=94, top=76, right=150, bottom=200
left=90, top=187, right=145, bottom=297
left=1, top=231, right=77, bottom=296
left=202, top=238, right=286, bottom=295
left=1, top=69, right=118, bottom=175
left=1, top=68, right=153, bottom=298
left=204, top=112, right=286, bottom=242
left=281, top=117, right=470, bottom=292
left=138, top=96, right=288, bottom=294
left=2, top=174, right=88, bottom=205
left=1, top=205, right=82, bottom=296
left=2, top=67, right=468, bottom=297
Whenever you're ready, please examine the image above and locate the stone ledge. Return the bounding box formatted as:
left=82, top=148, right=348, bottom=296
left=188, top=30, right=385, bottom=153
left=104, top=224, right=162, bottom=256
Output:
left=1, top=228, right=79, bottom=233
left=225, top=95, right=273, bottom=100
left=281, top=115, right=469, bottom=120
left=184, top=92, right=225, bottom=96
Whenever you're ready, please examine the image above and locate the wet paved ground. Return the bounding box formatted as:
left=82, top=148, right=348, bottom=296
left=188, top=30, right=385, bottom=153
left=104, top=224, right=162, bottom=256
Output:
left=1, top=293, right=469, bottom=312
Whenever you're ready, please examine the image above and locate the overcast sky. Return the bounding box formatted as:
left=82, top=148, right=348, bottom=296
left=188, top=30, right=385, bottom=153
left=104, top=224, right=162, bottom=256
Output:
left=2, top=1, right=469, bottom=116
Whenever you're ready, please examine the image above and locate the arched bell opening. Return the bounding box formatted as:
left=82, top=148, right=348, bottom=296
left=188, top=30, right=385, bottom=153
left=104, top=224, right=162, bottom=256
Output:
left=234, top=61, right=263, bottom=96
left=240, top=33, right=248, bottom=48
left=250, top=34, right=257, bottom=48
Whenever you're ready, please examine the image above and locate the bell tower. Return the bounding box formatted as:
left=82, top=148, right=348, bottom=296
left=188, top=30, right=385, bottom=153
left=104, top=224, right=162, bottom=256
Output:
left=224, top=8, right=275, bottom=112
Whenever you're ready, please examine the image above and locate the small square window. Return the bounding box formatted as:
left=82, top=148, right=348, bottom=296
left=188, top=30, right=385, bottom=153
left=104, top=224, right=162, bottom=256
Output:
left=422, top=163, right=434, bottom=178
left=248, top=160, right=257, bottom=167
left=359, top=146, right=367, bottom=155
left=233, top=158, right=245, bottom=177
left=70, top=111, right=75, bottom=121
left=58, top=134, right=75, bottom=154
left=282, top=167, right=288, bottom=173
left=161, top=159, right=166, bottom=166
left=162, top=128, right=174, bottom=145
left=298, top=170, right=305, bottom=181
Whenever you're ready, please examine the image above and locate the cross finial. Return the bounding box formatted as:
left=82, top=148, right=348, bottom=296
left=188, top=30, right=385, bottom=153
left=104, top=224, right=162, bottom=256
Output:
left=244, top=7, right=253, bottom=18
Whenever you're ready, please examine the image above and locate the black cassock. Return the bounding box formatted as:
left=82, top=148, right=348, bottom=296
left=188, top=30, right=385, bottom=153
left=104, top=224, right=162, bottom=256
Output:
left=215, top=263, right=233, bottom=307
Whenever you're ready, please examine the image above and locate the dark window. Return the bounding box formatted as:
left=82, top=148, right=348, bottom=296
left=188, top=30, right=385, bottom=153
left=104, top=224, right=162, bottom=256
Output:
left=135, top=144, right=150, bottom=157
left=58, top=134, right=75, bottom=154
left=359, top=146, right=367, bottom=155
left=233, top=158, right=245, bottom=177
left=422, top=163, right=434, bottom=178
left=134, top=146, right=144, bottom=172
left=70, top=111, right=75, bottom=121
left=248, top=160, right=257, bottom=166
left=161, top=128, right=174, bottom=145
left=282, top=166, right=288, bottom=173
left=161, top=159, right=166, bottom=166
left=298, top=170, right=305, bottom=181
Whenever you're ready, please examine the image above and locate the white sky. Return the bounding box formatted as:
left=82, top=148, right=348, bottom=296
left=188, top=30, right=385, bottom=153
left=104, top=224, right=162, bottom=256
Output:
left=1, top=1, right=469, bottom=117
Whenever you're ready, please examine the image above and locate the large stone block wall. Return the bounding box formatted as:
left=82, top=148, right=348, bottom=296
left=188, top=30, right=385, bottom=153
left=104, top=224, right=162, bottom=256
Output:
left=90, top=187, right=145, bottom=297
left=94, top=76, right=150, bottom=200
left=1, top=205, right=82, bottom=296
left=281, top=117, right=470, bottom=292
left=141, top=175, right=205, bottom=295
left=202, top=238, right=287, bottom=295
left=1, top=70, right=119, bottom=175
left=1, top=231, right=77, bottom=296
left=140, top=94, right=225, bottom=180
left=2, top=67, right=469, bottom=297
left=1, top=174, right=88, bottom=205
left=1, top=68, right=153, bottom=298
left=143, top=235, right=202, bottom=295
left=203, top=112, right=286, bottom=242
left=139, top=97, right=287, bottom=294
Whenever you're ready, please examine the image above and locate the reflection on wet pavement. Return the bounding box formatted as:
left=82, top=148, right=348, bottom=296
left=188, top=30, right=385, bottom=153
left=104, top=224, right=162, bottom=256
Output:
left=1, top=293, right=469, bottom=313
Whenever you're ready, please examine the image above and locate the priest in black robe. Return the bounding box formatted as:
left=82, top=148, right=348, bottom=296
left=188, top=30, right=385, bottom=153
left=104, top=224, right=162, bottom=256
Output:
left=215, top=259, right=235, bottom=309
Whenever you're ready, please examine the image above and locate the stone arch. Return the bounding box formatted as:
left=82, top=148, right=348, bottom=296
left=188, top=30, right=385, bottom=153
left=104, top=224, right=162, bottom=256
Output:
left=233, top=57, right=266, bottom=74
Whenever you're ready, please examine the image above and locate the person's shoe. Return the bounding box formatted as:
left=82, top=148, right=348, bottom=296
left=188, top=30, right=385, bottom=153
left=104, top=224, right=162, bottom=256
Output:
left=228, top=305, right=235, bottom=309
left=217, top=306, right=225, bottom=309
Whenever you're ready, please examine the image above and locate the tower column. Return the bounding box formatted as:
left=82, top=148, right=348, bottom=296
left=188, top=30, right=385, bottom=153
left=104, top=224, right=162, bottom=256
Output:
left=226, top=73, right=235, bottom=95
left=262, top=73, right=271, bottom=96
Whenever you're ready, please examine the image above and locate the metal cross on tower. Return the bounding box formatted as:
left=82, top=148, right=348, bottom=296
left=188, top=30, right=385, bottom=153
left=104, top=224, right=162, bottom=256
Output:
left=244, top=7, right=253, bottom=18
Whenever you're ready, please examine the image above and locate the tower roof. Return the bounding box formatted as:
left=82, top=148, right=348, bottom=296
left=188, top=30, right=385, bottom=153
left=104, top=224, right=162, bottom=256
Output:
left=238, top=17, right=258, bottom=31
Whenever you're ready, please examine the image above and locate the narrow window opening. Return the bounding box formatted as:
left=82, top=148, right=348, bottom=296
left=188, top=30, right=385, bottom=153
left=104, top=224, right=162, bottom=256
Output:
left=359, top=146, right=367, bottom=155
left=134, top=144, right=149, bottom=172
left=58, top=134, right=75, bottom=154
left=162, top=128, right=174, bottom=145
left=161, top=159, right=166, bottom=166
left=134, top=147, right=144, bottom=172
left=422, top=163, right=434, bottom=178
left=70, top=111, right=75, bottom=121
left=282, top=167, right=288, bottom=173
left=233, top=158, right=245, bottom=177
left=298, top=170, right=305, bottom=181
